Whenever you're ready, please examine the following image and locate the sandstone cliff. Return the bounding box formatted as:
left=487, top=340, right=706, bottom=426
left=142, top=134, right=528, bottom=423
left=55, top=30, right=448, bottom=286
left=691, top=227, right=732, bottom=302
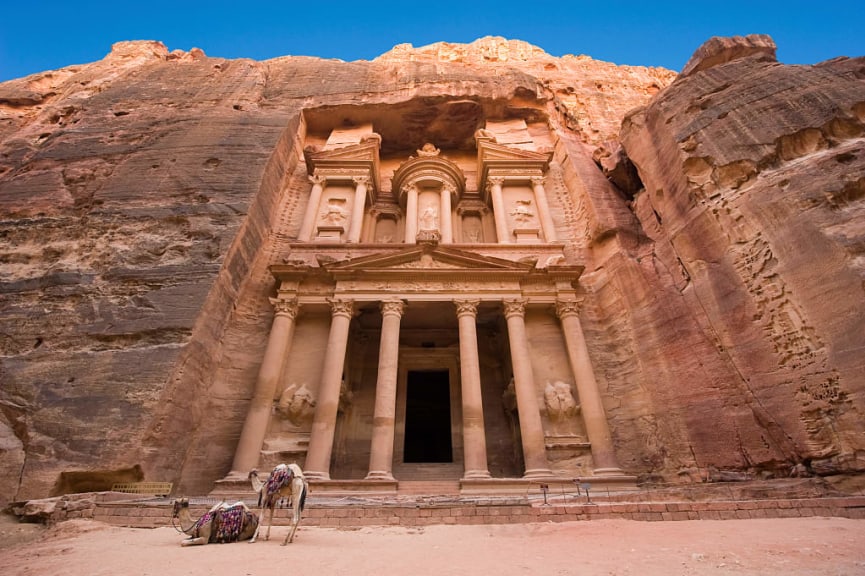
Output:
left=0, top=35, right=862, bottom=501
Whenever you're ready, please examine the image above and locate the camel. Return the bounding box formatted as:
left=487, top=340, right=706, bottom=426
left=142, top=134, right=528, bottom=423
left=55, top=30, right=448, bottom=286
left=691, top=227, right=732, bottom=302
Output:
left=248, top=463, right=308, bottom=545
left=171, top=498, right=259, bottom=546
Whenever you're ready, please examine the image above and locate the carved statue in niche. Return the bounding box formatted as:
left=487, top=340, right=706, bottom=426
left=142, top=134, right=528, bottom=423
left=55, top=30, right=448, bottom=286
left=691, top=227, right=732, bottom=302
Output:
left=276, top=383, right=316, bottom=426
left=544, top=380, right=580, bottom=436
left=419, top=204, right=439, bottom=230
left=510, top=199, right=535, bottom=224
left=321, top=198, right=348, bottom=225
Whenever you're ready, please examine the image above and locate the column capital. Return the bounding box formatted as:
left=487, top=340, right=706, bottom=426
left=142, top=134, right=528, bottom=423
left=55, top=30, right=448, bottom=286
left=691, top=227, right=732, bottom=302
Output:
left=309, top=174, right=327, bottom=186
left=502, top=298, right=528, bottom=319
left=270, top=297, right=299, bottom=318
left=555, top=298, right=585, bottom=319
left=486, top=176, right=505, bottom=189
left=380, top=299, right=405, bottom=318
left=352, top=175, right=370, bottom=187
left=402, top=183, right=418, bottom=195
left=327, top=298, right=355, bottom=318
left=454, top=299, right=480, bottom=318
left=530, top=175, right=546, bottom=187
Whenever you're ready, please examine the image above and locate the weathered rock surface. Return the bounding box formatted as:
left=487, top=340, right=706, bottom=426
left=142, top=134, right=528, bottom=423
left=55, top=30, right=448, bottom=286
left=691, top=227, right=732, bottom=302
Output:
left=617, top=34, right=865, bottom=482
left=0, top=34, right=862, bottom=501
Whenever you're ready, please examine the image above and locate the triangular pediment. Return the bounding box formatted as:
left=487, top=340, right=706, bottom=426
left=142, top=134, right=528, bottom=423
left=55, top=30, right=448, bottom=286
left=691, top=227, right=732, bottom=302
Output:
left=478, top=140, right=553, bottom=164
left=307, top=139, right=380, bottom=164
left=304, top=138, right=382, bottom=196
left=324, top=245, right=534, bottom=273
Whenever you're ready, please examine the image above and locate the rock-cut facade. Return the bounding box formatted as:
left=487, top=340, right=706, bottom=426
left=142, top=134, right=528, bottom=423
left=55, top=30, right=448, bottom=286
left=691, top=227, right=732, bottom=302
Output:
left=0, top=35, right=863, bottom=501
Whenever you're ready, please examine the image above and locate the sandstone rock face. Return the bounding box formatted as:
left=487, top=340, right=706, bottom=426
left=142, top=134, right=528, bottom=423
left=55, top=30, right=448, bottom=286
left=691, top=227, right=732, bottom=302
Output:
left=0, top=35, right=861, bottom=501
left=618, top=35, right=865, bottom=482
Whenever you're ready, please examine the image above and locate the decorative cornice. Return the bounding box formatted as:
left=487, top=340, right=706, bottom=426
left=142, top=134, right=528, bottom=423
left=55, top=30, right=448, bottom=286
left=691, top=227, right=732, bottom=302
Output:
left=456, top=199, right=489, bottom=216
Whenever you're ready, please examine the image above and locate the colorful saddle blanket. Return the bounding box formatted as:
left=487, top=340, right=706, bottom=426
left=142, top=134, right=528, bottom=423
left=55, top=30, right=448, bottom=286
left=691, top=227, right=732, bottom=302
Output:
left=191, top=505, right=258, bottom=543
left=262, top=465, right=294, bottom=508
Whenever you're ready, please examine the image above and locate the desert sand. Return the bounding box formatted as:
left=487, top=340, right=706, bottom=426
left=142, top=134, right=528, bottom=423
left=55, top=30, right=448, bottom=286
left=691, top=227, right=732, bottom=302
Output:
left=0, top=514, right=863, bottom=576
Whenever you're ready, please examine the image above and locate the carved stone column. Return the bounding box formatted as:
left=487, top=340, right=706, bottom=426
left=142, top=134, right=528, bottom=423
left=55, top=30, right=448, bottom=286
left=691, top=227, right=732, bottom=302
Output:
left=404, top=184, right=418, bottom=244
left=348, top=176, right=369, bottom=243
left=366, top=300, right=405, bottom=480
left=454, top=299, right=491, bottom=479
left=439, top=185, right=453, bottom=243
left=486, top=176, right=510, bottom=244
left=298, top=174, right=326, bottom=241
left=502, top=299, right=553, bottom=478
left=531, top=176, right=557, bottom=242
left=556, top=299, right=623, bottom=475
left=229, top=298, right=299, bottom=476
left=304, top=299, right=355, bottom=481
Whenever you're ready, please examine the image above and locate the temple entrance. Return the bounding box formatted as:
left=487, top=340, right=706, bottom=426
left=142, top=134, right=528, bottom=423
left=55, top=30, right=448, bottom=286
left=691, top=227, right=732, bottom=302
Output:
left=403, top=370, right=453, bottom=463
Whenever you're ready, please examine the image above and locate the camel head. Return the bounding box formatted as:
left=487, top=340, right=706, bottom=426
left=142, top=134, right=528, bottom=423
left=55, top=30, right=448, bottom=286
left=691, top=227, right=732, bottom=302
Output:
left=171, top=497, right=190, bottom=518
left=248, top=469, right=258, bottom=479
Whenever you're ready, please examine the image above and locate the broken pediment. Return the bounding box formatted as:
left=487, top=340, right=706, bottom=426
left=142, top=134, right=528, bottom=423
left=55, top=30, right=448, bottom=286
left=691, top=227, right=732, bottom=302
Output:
left=476, top=139, right=553, bottom=193
left=304, top=137, right=382, bottom=194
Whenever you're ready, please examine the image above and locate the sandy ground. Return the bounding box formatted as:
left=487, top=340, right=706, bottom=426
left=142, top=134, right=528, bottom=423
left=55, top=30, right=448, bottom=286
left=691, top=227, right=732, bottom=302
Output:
left=1, top=515, right=863, bottom=576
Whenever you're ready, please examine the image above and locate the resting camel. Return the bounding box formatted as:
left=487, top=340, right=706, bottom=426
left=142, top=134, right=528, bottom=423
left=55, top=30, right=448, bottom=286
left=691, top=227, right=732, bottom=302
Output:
left=248, top=463, right=308, bottom=545
left=171, top=498, right=259, bottom=546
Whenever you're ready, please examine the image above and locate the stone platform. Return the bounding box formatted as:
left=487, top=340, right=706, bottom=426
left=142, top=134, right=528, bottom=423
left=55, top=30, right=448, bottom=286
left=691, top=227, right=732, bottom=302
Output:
left=211, top=474, right=640, bottom=501
left=92, top=493, right=865, bottom=530
left=15, top=478, right=865, bottom=529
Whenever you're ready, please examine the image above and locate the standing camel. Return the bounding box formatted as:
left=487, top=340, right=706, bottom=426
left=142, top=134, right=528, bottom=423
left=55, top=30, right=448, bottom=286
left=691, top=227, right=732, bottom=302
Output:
left=248, top=463, right=308, bottom=545
left=171, top=498, right=259, bottom=546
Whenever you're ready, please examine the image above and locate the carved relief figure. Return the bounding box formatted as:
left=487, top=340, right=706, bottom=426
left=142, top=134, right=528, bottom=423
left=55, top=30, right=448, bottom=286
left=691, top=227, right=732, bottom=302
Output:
left=276, top=383, right=316, bottom=426
left=544, top=380, right=579, bottom=436
left=321, top=198, right=348, bottom=225
left=510, top=199, right=535, bottom=224
left=419, top=204, right=439, bottom=230
left=462, top=216, right=482, bottom=243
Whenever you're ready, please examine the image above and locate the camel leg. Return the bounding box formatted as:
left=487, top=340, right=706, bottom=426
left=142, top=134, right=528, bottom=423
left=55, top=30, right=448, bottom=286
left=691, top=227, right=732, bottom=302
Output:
left=250, top=508, right=264, bottom=543
left=181, top=537, right=207, bottom=546
left=283, top=509, right=300, bottom=545
left=264, top=506, right=274, bottom=541
left=182, top=523, right=211, bottom=546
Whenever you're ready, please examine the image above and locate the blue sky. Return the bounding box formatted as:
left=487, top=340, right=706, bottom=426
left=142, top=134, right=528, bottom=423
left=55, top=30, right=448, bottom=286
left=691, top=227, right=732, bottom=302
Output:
left=1, top=1, right=863, bottom=82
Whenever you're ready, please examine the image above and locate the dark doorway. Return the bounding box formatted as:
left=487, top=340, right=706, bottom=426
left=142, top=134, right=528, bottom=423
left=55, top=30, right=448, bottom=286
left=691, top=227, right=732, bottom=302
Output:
left=403, top=370, right=453, bottom=463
